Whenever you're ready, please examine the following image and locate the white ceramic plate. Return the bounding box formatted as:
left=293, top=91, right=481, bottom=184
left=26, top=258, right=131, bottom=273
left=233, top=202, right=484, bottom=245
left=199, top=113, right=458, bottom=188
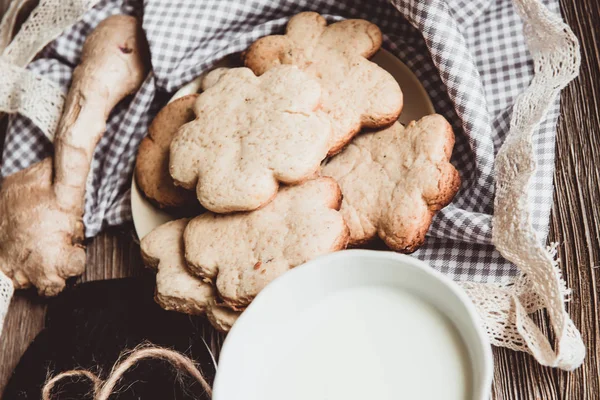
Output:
left=213, top=250, right=493, bottom=400
left=131, top=50, right=435, bottom=239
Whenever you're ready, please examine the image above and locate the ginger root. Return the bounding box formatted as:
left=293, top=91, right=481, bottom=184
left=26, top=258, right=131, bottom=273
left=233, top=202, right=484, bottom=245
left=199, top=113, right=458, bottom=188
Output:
left=0, top=159, right=85, bottom=296
left=0, top=15, right=150, bottom=296
left=54, top=15, right=150, bottom=213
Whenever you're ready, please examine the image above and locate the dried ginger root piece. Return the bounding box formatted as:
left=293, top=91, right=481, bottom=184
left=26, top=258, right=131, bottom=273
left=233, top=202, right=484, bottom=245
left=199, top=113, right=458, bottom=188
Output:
left=0, top=15, right=150, bottom=296
left=0, top=159, right=84, bottom=296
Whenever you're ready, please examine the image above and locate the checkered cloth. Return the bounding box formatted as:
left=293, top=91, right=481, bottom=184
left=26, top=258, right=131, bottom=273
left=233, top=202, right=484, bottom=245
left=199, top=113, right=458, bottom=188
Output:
left=0, top=0, right=562, bottom=284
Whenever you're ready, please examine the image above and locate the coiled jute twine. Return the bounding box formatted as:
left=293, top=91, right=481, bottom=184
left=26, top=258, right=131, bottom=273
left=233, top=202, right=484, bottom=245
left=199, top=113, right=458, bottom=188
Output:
left=42, top=345, right=212, bottom=399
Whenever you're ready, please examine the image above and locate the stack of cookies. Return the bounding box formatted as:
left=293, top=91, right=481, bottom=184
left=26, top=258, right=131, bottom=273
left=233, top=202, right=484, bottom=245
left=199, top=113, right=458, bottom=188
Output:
left=136, top=12, right=460, bottom=331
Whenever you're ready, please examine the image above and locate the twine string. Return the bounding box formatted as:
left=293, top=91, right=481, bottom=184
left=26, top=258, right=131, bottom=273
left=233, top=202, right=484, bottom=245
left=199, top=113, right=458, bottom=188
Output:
left=42, top=370, right=102, bottom=400
left=42, top=346, right=213, bottom=400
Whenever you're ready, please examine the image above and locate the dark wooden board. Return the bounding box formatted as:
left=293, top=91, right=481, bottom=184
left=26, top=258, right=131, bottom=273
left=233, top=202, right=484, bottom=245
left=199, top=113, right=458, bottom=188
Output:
left=0, top=0, right=599, bottom=398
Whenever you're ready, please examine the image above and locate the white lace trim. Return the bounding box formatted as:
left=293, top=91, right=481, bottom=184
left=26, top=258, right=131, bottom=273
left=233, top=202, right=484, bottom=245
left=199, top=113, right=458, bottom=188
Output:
left=0, top=0, right=100, bottom=140
left=0, top=58, right=65, bottom=139
left=486, top=0, right=585, bottom=369
left=0, top=0, right=33, bottom=52
left=3, top=0, right=100, bottom=67
left=0, top=0, right=586, bottom=370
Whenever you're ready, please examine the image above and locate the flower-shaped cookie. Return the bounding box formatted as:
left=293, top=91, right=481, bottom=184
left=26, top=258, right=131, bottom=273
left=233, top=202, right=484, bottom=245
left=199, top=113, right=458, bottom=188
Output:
left=135, top=94, right=199, bottom=211
left=322, top=115, right=461, bottom=253
left=244, top=12, right=403, bottom=155
left=169, top=65, right=331, bottom=213
left=141, top=218, right=240, bottom=332
left=184, top=177, right=349, bottom=309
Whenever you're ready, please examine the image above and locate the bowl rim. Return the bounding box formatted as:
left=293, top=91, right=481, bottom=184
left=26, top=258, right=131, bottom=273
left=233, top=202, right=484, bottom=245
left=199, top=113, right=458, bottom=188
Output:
left=214, top=249, right=494, bottom=400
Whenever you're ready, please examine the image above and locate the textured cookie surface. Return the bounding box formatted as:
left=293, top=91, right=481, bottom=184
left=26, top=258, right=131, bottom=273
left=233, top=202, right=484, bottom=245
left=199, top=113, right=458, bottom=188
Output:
left=244, top=11, right=403, bottom=155
left=200, top=67, right=230, bottom=91
left=322, top=114, right=460, bottom=253
left=140, top=218, right=240, bottom=332
left=169, top=66, right=332, bottom=213
left=135, top=95, right=199, bottom=210
left=184, top=177, right=348, bottom=309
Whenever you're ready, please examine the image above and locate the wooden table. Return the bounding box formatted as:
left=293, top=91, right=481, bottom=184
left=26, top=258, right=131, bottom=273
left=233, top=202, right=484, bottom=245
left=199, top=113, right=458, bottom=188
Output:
left=0, top=1, right=598, bottom=398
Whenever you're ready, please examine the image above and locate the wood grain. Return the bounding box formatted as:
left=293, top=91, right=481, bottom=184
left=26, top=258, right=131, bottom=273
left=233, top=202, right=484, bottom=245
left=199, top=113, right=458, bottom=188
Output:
left=0, top=0, right=599, bottom=398
left=491, top=1, right=600, bottom=399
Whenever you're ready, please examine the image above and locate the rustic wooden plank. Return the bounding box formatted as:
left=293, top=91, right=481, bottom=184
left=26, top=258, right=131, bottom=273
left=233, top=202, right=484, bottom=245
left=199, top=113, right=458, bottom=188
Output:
left=554, top=3, right=600, bottom=399
left=83, top=225, right=145, bottom=282
left=0, top=0, right=599, bottom=398
left=491, top=1, right=600, bottom=399
left=0, top=293, right=45, bottom=395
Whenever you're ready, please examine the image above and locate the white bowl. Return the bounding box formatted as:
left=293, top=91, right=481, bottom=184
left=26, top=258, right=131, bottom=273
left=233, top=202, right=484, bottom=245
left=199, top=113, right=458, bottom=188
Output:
left=213, top=250, right=493, bottom=400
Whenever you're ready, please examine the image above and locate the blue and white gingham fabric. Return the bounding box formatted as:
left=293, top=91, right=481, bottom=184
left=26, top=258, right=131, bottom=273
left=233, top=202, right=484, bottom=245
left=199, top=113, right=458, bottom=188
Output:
left=0, top=0, right=562, bottom=283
